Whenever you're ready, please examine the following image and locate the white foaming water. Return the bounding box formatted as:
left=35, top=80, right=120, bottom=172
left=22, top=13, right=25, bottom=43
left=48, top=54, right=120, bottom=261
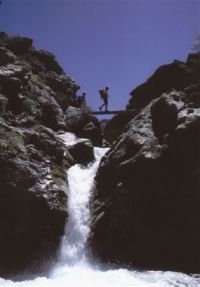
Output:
left=1, top=134, right=200, bottom=287
left=58, top=146, right=108, bottom=265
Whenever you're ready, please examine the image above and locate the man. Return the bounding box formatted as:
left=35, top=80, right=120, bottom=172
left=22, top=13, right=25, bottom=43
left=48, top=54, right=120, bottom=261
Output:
left=99, top=86, right=109, bottom=111
left=77, top=92, right=86, bottom=107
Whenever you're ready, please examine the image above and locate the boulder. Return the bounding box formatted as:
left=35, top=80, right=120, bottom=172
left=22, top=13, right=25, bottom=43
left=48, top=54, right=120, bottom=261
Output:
left=151, top=90, right=185, bottom=141
left=90, top=87, right=200, bottom=273
left=65, top=106, right=102, bottom=146
left=68, top=139, right=94, bottom=166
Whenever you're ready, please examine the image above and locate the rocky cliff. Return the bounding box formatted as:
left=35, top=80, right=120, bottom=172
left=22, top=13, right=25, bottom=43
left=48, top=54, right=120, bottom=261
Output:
left=2, top=31, right=200, bottom=276
left=128, top=56, right=199, bottom=109
left=0, top=32, right=101, bottom=277
left=104, top=54, right=200, bottom=145
left=90, top=54, right=200, bottom=273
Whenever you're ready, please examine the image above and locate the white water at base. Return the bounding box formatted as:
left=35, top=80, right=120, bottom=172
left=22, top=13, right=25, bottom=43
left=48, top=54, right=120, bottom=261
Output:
left=1, top=136, right=200, bottom=287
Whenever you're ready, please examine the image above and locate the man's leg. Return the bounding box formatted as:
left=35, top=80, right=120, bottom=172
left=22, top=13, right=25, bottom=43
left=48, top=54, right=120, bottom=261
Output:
left=105, top=100, right=108, bottom=111
left=99, top=103, right=105, bottom=111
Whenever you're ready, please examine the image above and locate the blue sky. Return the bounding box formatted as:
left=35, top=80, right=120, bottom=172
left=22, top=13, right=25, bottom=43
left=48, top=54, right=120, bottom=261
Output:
left=0, top=0, right=199, bottom=112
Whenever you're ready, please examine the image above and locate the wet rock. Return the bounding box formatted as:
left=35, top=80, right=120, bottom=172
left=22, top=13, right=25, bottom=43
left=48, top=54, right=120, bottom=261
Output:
left=65, top=106, right=102, bottom=146
left=0, top=33, right=98, bottom=276
left=90, top=87, right=200, bottom=273
left=0, top=123, right=71, bottom=277
left=68, top=139, right=94, bottom=166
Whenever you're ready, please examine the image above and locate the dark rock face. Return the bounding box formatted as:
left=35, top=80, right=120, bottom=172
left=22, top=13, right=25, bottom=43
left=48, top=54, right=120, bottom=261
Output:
left=6, top=36, right=33, bottom=55
left=68, top=139, right=94, bottom=166
left=0, top=123, right=71, bottom=276
left=30, top=50, right=63, bottom=74
left=90, top=85, right=200, bottom=273
left=128, top=59, right=198, bottom=109
left=46, top=71, right=80, bottom=111
left=0, top=47, right=16, bottom=65
left=103, top=114, right=136, bottom=144
left=0, top=33, right=100, bottom=277
left=151, top=91, right=184, bottom=141
left=0, top=32, right=101, bottom=138
left=65, top=106, right=103, bottom=146
left=104, top=56, right=200, bottom=146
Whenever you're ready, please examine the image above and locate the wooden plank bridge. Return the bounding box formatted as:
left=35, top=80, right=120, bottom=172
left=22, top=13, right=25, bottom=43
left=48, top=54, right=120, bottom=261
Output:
left=90, top=109, right=139, bottom=115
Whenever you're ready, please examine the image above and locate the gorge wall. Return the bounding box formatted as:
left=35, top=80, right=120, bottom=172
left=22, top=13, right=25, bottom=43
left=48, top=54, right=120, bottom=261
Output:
left=90, top=54, right=200, bottom=274
left=0, top=32, right=101, bottom=277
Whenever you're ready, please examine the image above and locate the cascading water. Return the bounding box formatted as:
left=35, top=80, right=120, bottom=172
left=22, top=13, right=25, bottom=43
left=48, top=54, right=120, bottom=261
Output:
left=58, top=146, right=108, bottom=265
left=1, top=133, right=200, bottom=287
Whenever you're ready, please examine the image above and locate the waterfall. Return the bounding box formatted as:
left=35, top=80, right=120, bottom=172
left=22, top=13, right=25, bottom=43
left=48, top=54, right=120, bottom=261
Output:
left=0, top=133, right=199, bottom=287
left=58, top=146, right=108, bottom=265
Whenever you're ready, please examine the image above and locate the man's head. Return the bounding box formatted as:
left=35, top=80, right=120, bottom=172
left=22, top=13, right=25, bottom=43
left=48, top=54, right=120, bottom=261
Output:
left=105, top=86, right=109, bottom=90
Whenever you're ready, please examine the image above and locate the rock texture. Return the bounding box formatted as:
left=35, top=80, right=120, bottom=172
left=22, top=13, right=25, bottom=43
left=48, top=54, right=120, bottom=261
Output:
left=90, top=66, right=200, bottom=272
left=0, top=123, right=71, bottom=276
left=104, top=57, right=200, bottom=145
left=128, top=57, right=198, bottom=110
left=0, top=33, right=100, bottom=277
left=103, top=113, right=135, bottom=144
left=68, top=139, right=95, bottom=166
left=104, top=55, right=200, bottom=147
left=65, top=106, right=102, bottom=146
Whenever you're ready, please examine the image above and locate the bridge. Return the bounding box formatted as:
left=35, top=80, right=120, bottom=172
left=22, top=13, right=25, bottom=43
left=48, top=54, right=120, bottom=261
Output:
left=91, top=109, right=139, bottom=115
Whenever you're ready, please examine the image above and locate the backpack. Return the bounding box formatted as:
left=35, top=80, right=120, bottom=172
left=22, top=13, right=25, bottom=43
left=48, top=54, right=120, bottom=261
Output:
left=99, top=89, right=107, bottom=100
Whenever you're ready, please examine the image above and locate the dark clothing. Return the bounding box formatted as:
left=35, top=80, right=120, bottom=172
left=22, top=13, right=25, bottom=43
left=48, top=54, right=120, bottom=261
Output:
left=77, top=94, right=86, bottom=107
left=99, top=89, right=109, bottom=111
